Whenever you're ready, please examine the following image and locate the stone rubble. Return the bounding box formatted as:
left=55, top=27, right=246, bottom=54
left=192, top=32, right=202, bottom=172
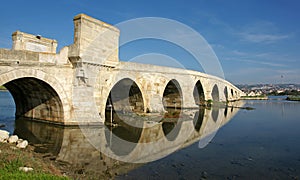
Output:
left=19, top=167, right=34, bottom=172
left=8, top=135, right=18, bottom=144
left=16, top=140, right=28, bottom=149
left=0, top=129, right=9, bottom=142
left=0, top=129, right=28, bottom=148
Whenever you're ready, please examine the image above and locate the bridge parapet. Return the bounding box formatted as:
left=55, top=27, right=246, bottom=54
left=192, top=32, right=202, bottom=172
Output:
left=12, top=31, right=57, bottom=54
left=0, top=48, right=70, bottom=65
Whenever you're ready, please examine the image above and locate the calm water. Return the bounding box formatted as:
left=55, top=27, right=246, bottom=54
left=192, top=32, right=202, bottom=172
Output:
left=1, top=91, right=300, bottom=179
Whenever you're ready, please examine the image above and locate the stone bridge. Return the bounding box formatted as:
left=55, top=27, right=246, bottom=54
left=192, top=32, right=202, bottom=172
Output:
left=0, top=14, right=243, bottom=125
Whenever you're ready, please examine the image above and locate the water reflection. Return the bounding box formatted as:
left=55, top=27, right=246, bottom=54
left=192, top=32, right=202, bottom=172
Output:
left=9, top=101, right=244, bottom=178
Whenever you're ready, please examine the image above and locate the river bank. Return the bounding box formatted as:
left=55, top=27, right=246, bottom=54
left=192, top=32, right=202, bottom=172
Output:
left=0, top=86, right=7, bottom=91
left=240, top=95, right=268, bottom=100
left=286, top=95, right=300, bottom=101
left=0, top=142, right=68, bottom=179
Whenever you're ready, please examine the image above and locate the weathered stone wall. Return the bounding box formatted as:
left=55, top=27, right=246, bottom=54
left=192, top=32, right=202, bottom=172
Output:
left=0, top=54, right=74, bottom=123
left=12, top=31, right=57, bottom=54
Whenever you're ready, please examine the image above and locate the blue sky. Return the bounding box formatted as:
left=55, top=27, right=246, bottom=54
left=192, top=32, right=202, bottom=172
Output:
left=0, top=0, right=299, bottom=84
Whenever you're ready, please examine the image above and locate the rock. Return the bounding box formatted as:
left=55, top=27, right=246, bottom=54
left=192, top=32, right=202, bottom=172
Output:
left=8, top=135, right=18, bottom=144
left=17, top=138, right=23, bottom=144
left=16, top=140, right=28, bottom=149
left=19, top=167, right=33, bottom=172
left=0, top=130, right=9, bottom=142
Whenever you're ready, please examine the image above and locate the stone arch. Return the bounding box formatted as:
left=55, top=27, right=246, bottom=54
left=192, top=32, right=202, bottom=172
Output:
left=193, top=80, right=205, bottom=106
left=224, top=86, right=228, bottom=101
left=211, top=84, right=219, bottom=102
left=4, top=77, right=64, bottom=122
left=0, top=69, right=69, bottom=123
left=231, top=89, right=234, bottom=98
left=105, top=78, right=144, bottom=122
left=162, top=79, right=182, bottom=110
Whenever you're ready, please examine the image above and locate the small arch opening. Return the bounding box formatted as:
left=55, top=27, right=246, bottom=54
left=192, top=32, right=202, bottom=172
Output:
left=105, top=78, right=144, bottom=123
left=162, top=79, right=182, bottom=110
left=211, top=84, right=219, bottom=102
left=193, top=80, right=205, bottom=106
left=224, top=86, right=228, bottom=101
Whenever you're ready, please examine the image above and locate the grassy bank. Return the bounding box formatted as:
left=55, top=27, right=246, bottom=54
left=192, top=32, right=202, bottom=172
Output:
left=0, top=85, right=7, bottom=91
left=286, top=96, right=300, bottom=101
left=0, top=142, right=69, bottom=180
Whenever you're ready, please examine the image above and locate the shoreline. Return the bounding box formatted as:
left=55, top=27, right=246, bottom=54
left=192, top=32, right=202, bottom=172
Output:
left=286, top=96, right=300, bottom=101
left=0, top=142, right=68, bottom=179
left=240, top=96, right=268, bottom=100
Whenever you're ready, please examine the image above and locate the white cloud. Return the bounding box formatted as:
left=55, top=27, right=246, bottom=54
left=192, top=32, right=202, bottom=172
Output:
left=228, top=57, right=287, bottom=68
left=232, top=50, right=248, bottom=56
left=237, top=21, right=292, bottom=44
left=239, top=32, right=290, bottom=44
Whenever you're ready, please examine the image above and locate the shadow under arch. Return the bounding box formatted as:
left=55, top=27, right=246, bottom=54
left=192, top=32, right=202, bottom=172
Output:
left=211, top=84, right=219, bottom=102
left=105, top=78, right=144, bottom=119
left=3, top=77, right=64, bottom=122
left=162, top=79, right=182, bottom=110
left=193, top=80, right=205, bottom=106
left=224, top=86, right=228, bottom=101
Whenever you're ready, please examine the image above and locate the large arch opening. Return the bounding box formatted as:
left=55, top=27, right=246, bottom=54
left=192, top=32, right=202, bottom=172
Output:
left=105, top=78, right=144, bottom=123
left=162, top=79, right=182, bottom=110
left=193, top=80, right=205, bottom=106
left=1, top=77, right=64, bottom=124
left=211, top=84, right=219, bottom=102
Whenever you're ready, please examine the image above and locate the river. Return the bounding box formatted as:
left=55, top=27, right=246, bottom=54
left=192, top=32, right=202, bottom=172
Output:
left=0, top=91, right=300, bottom=179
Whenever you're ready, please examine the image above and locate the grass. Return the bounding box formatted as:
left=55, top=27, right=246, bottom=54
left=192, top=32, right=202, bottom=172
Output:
left=0, top=143, right=69, bottom=180
left=286, top=96, right=300, bottom=101
left=0, top=86, right=7, bottom=90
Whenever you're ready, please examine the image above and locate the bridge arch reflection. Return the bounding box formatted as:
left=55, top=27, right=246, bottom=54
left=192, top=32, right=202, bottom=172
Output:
left=12, top=101, right=244, bottom=168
